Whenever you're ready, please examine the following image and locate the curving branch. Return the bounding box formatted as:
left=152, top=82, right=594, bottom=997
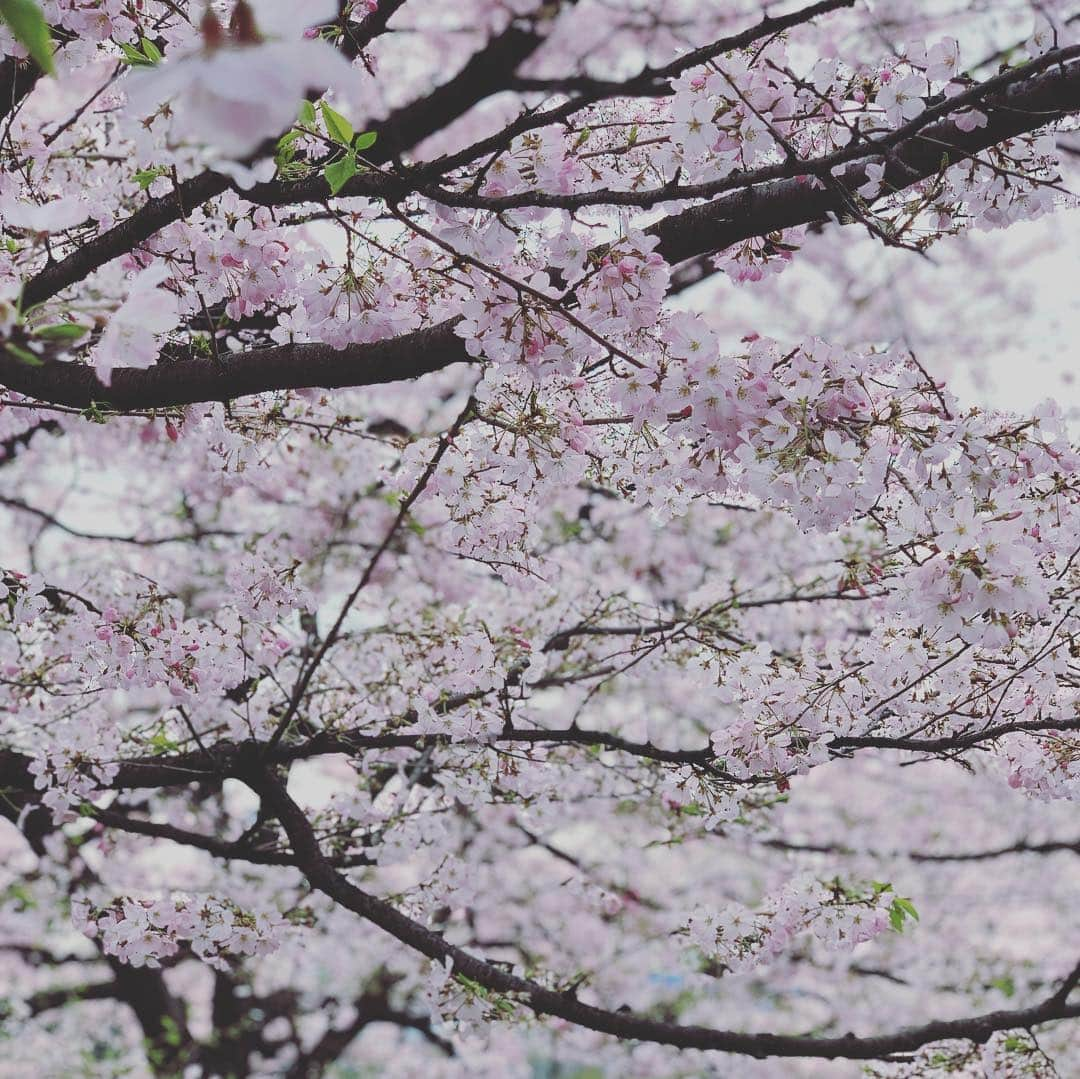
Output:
left=17, top=2, right=571, bottom=311
left=246, top=765, right=1080, bottom=1061
left=651, top=49, right=1080, bottom=264
left=0, top=418, right=59, bottom=465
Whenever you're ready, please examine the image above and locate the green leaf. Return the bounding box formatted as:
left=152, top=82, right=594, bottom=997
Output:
left=0, top=0, right=54, bottom=75
left=352, top=129, right=377, bottom=152
left=1003, top=1034, right=1032, bottom=1053
left=324, top=152, right=357, bottom=195
left=119, top=41, right=151, bottom=66
left=148, top=730, right=180, bottom=754
left=321, top=101, right=353, bottom=146
left=160, top=1015, right=183, bottom=1048
left=133, top=165, right=169, bottom=190
left=32, top=322, right=87, bottom=340
left=117, top=37, right=160, bottom=67
left=140, top=36, right=162, bottom=64
left=298, top=99, right=316, bottom=126
left=888, top=895, right=919, bottom=933
left=894, top=897, right=919, bottom=920
left=3, top=341, right=42, bottom=366
left=275, top=130, right=302, bottom=170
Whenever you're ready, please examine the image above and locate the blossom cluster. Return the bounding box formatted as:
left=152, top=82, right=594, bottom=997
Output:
left=0, top=0, right=1077, bottom=1074
left=685, top=875, right=907, bottom=973
left=72, top=893, right=282, bottom=969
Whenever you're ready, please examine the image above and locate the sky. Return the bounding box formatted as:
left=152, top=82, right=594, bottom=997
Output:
left=682, top=205, right=1080, bottom=418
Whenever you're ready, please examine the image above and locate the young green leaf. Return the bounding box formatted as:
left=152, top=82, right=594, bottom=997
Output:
left=139, top=37, right=162, bottom=64
left=888, top=895, right=919, bottom=932
left=4, top=341, right=43, bottom=366
left=0, top=0, right=54, bottom=75
left=298, top=100, right=317, bottom=126
left=119, top=41, right=152, bottom=66
left=118, top=38, right=160, bottom=67
left=133, top=165, right=169, bottom=191
left=32, top=322, right=88, bottom=341
left=353, top=130, right=378, bottom=152
left=324, top=152, right=358, bottom=195
left=321, top=102, right=354, bottom=146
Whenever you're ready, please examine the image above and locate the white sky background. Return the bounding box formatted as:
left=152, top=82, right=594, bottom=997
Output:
left=678, top=206, right=1080, bottom=419
left=946, top=212, right=1080, bottom=412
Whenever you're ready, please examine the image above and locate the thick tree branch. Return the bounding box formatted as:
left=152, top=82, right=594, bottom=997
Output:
left=652, top=50, right=1080, bottom=264
left=0, top=320, right=470, bottom=410
left=19, top=979, right=120, bottom=1017
left=3, top=715, right=1076, bottom=799
left=3, top=3, right=852, bottom=359
left=417, top=46, right=1080, bottom=213
left=0, top=50, right=47, bottom=124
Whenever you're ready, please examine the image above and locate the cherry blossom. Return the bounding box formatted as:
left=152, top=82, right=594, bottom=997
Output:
left=124, top=0, right=361, bottom=158
left=0, top=0, right=1078, bottom=1075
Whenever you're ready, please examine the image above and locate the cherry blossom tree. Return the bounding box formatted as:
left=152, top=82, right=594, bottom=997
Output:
left=0, top=0, right=1078, bottom=1075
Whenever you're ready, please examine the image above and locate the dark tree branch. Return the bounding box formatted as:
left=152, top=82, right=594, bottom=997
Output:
left=2, top=716, right=1077, bottom=801
left=0, top=319, right=471, bottom=410
left=0, top=55, right=43, bottom=124
left=412, top=46, right=1080, bottom=213
left=8, top=2, right=851, bottom=318
left=0, top=418, right=59, bottom=466
left=763, top=836, right=1080, bottom=862
left=244, top=765, right=1080, bottom=1061
left=415, top=0, right=857, bottom=181
left=19, top=979, right=120, bottom=1017
left=87, top=804, right=374, bottom=869
left=651, top=50, right=1080, bottom=264
left=0, top=494, right=238, bottom=545
left=337, top=0, right=409, bottom=60
left=283, top=985, right=453, bottom=1078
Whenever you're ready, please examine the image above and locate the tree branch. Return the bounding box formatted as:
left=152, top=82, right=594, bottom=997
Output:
left=245, top=765, right=1080, bottom=1061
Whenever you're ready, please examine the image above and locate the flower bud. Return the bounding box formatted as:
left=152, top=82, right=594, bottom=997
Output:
left=200, top=6, right=225, bottom=48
